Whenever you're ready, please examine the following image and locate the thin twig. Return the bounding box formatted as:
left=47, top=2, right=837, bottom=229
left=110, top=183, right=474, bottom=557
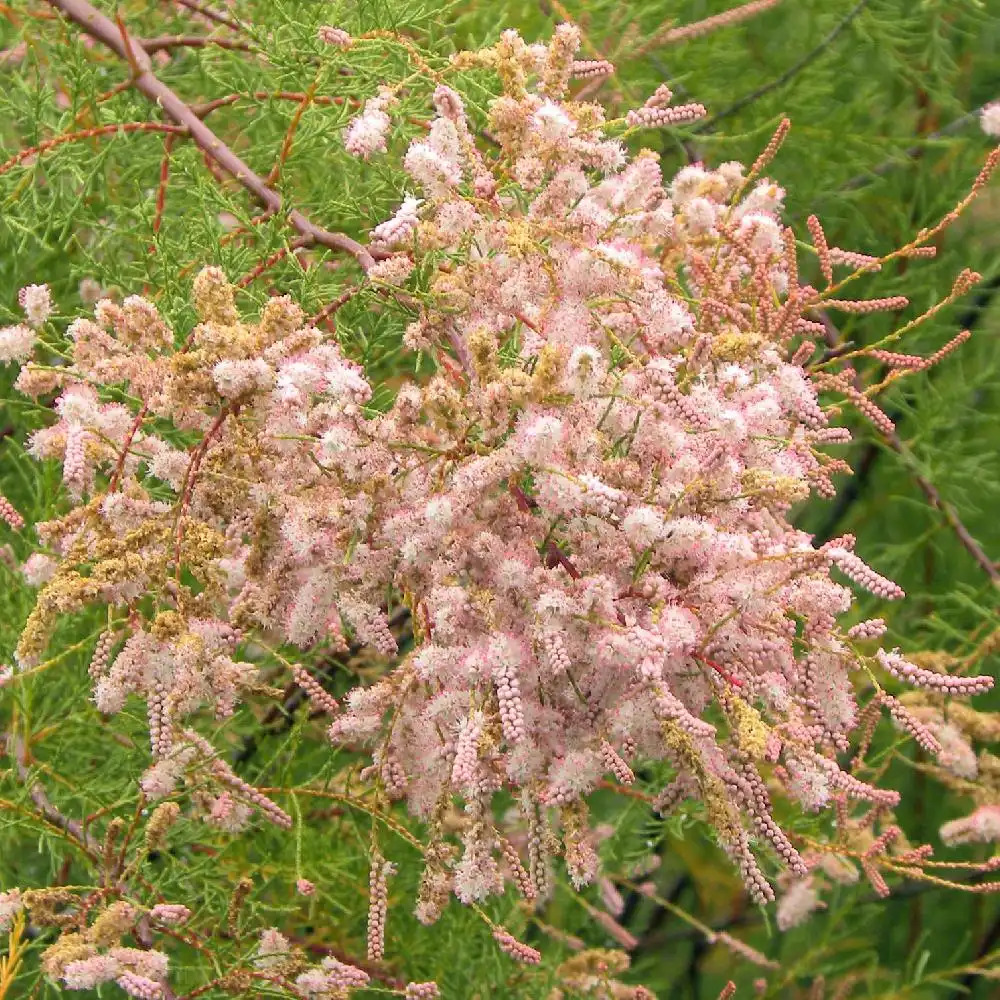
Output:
left=697, top=0, right=872, bottom=129
left=308, top=285, right=362, bottom=328
left=818, top=313, right=998, bottom=586
left=0, top=122, right=188, bottom=177
left=264, top=82, right=317, bottom=185
left=235, top=238, right=310, bottom=288
left=152, top=132, right=176, bottom=238
left=139, top=34, right=252, bottom=54
left=9, top=735, right=101, bottom=855
left=838, top=103, right=994, bottom=193
left=192, top=89, right=353, bottom=117
left=170, top=0, right=244, bottom=35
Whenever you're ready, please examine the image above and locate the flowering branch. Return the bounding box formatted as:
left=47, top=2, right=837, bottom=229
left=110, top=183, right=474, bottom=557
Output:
left=816, top=312, right=999, bottom=586
left=3, top=18, right=999, bottom=997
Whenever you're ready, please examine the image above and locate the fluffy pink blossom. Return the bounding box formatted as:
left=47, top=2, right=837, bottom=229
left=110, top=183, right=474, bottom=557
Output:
left=109, top=948, right=168, bottom=982
left=369, top=255, right=415, bottom=286
left=343, top=90, right=394, bottom=159
left=0, top=889, right=22, bottom=931
left=18, top=283, right=52, bottom=327
left=317, top=25, right=351, bottom=48
left=62, top=954, right=121, bottom=989
left=255, top=928, right=290, bottom=969
left=0, top=323, right=35, bottom=362
left=940, top=805, right=1000, bottom=846
left=776, top=877, right=824, bottom=931
left=20, top=552, right=56, bottom=586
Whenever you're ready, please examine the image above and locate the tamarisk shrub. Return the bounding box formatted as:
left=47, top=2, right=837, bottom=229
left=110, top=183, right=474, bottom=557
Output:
left=4, top=20, right=1000, bottom=991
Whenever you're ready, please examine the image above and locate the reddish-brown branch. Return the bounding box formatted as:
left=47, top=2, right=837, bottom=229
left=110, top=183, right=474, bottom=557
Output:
left=152, top=132, right=176, bottom=238
left=178, top=972, right=288, bottom=1000
left=235, top=239, right=309, bottom=288
left=189, top=89, right=431, bottom=133
left=198, top=144, right=230, bottom=188
left=292, top=937, right=408, bottom=990
left=692, top=652, right=745, bottom=688
left=108, top=403, right=149, bottom=492
left=545, top=540, right=581, bottom=580
left=10, top=735, right=101, bottom=857
left=77, top=78, right=133, bottom=119
left=0, top=121, right=187, bottom=176
left=172, top=0, right=245, bottom=35
left=515, top=309, right=540, bottom=333
left=265, top=84, right=316, bottom=186
left=114, top=9, right=145, bottom=75
left=46, top=0, right=375, bottom=272
left=75, top=43, right=257, bottom=124
left=139, top=34, right=252, bottom=54
left=309, top=285, right=362, bottom=328
left=173, top=407, right=233, bottom=571
left=597, top=779, right=655, bottom=803
left=509, top=481, right=539, bottom=513
left=192, top=89, right=353, bottom=118
left=1, top=0, right=52, bottom=20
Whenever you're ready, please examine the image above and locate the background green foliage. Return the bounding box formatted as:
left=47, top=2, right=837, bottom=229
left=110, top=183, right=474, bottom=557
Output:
left=1, top=1, right=998, bottom=997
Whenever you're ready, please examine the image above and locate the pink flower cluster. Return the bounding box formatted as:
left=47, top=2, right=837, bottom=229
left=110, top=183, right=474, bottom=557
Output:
left=10, top=25, right=992, bottom=928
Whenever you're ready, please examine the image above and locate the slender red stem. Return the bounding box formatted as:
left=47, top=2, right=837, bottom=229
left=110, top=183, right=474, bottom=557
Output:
left=692, top=652, right=744, bottom=688
left=108, top=404, right=149, bottom=493
left=0, top=122, right=187, bottom=177
left=152, top=132, right=176, bottom=237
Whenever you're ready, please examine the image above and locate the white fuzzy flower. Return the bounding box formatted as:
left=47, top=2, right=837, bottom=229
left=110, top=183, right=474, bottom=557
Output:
left=21, top=553, right=57, bottom=587
left=532, top=101, right=577, bottom=143
left=514, top=415, right=563, bottom=465
left=212, top=359, right=274, bottom=398
left=369, top=255, right=415, bottom=286
left=777, top=878, right=823, bottom=931
left=0, top=324, right=35, bottom=362
left=0, top=889, right=22, bottom=931
left=344, top=95, right=393, bottom=160
left=622, top=506, right=664, bottom=548
left=981, top=101, right=1000, bottom=137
